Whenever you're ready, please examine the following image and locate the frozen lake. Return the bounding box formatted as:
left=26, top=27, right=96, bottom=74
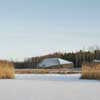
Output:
left=0, top=74, right=100, bottom=100
left=16, top=74, right=81, bottom=81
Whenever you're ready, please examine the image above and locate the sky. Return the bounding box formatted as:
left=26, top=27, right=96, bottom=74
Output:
left=0, top=0, right=100, bottom=61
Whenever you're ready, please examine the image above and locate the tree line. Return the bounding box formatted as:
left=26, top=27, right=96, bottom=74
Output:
left=13, top=49, right=100, bottom=69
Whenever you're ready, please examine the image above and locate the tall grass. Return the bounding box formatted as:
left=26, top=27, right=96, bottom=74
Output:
left=82, top=63, right=100, bottom=79
left=0, top=60, right=15, bottom=79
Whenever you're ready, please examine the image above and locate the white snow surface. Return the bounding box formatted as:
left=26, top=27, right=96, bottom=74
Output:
left=0, top=74, right=100, bottom=100
left=16, top=74, right=81, bottom=81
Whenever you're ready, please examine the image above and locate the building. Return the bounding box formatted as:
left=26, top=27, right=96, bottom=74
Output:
left=38, top=58, right=73, bottom=69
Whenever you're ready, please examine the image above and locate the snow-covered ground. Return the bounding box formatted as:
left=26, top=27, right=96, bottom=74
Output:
left=0, top=74, right=100, bottom=100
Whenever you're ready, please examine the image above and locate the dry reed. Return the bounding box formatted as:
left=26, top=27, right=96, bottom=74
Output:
left=82, top=63, right=100, bottom=79
left=0, top=60, right=15, bottom=79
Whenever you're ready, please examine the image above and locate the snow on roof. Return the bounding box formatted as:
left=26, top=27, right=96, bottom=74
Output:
left=93, top=59, right=100, bottom=63
left=38, top=58, right=73, bottom=68
left=58, top=58, right=72, bottom=64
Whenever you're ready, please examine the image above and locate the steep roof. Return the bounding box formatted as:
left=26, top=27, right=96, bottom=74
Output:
left=38, top=58, right=73, bottom=68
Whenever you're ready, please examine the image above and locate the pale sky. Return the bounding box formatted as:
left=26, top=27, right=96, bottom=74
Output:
left=0, top=0, right=100, bottom=61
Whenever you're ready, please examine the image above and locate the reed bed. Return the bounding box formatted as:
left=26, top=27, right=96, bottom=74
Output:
left=15, top=68, right=81, bottom=74
left=82, top=63, right=100, bottom=79
left=0, top=60, right=15, bottom=79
